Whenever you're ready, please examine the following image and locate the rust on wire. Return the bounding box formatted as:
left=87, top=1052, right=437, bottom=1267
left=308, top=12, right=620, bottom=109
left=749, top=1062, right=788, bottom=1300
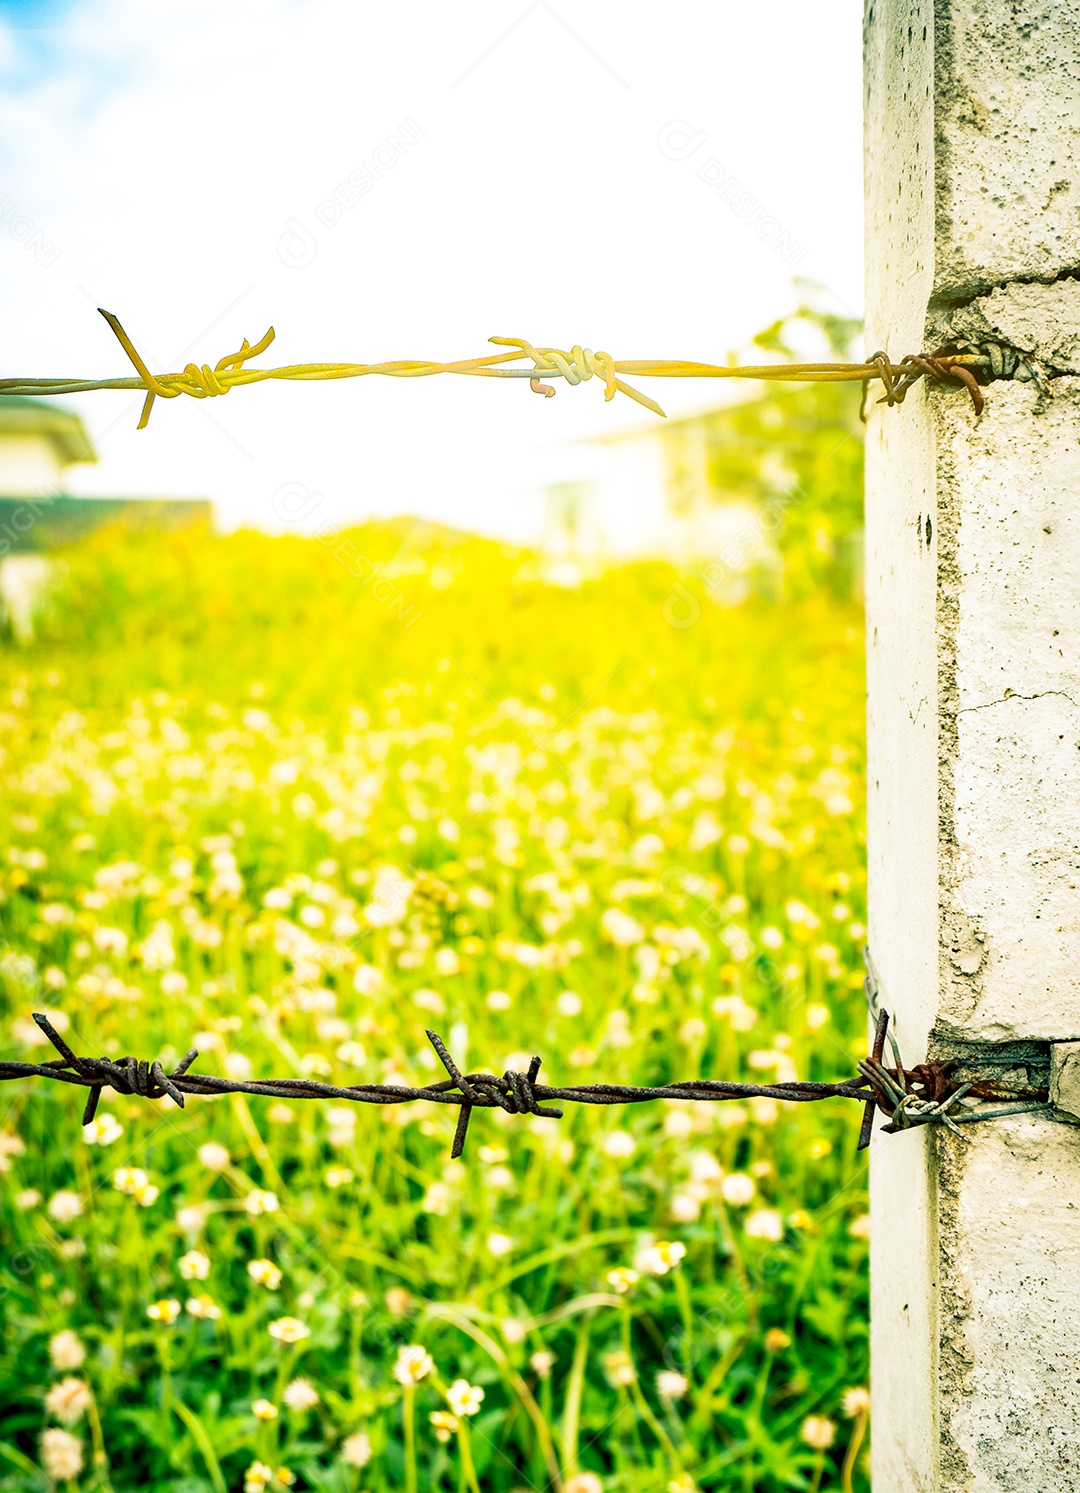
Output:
left=0, top=1006, right=1049, bottom=1158
left=856, top=1006, right=891, bottom=1151
left=0, top=309, right=1034, bottom=433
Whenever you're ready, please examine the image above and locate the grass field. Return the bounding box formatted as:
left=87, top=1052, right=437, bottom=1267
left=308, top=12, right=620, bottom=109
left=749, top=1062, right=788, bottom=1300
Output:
left=0, top=525, right=869, bottom=1493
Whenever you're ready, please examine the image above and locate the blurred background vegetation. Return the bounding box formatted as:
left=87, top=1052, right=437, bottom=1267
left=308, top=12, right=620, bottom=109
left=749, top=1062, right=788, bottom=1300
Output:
left=0, top=303, right=871, bottom=1493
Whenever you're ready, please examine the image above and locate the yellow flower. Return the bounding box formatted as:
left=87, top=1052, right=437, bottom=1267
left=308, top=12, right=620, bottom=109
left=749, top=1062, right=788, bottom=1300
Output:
left=244, top=1461, right=274, bottom=1492
left=430, top=1410, right=459, bottom=1442
left=147, top=1299, right=181, bottom=1325
left=393, top=1344, right=434, bottom=1385
left=82, top=1113, right=123, bottom=1146
left=764, top=1329, right=791, bottom=1352
left=252, top=1399, right=279, bottom=1421
left=247, top=1258, right=283, bottom=1290
left=606, top=1267, right=639, bottom=1294
left=244, top=1189, right=280, bottom=1216
left=179, top=1250, right=210, bottom=1280
left=635, top=1240, right=686, bottom=1276
left=186, top=1295, right=222, bottom=1320
left=602, top=1351, right=636, bottom=1388
left=446, top=1379, right=484, bottom=1417
left=268, top=1317, right=310, bottom=1344
left=112, top=1168, right=147, bottom=1196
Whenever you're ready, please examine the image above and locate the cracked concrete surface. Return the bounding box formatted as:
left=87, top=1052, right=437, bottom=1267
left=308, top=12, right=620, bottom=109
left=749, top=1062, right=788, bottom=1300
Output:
left=958, top=691, right=1080, bottom=714
left=936, top=279, right=1080, bottom=375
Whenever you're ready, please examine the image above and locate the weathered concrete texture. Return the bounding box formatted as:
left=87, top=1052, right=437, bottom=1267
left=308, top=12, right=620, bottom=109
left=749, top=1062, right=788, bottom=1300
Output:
left=866, top=2, right=1080, bottom=1489
left=942, top=1117, right=1080, bottom=1489
left=865, top=18, right=949, bottom=1484
left=868, top=1126, right=940, bottom=1490
left=941, top=381, right=1080, bottom=1041
left=864, top=378, right=941, bottom=1064
left=1050, top=1040, right=1080, bottom=1121
left=864, top=0, right=935, bottom=355
left=934, top=0, right=1080, bottom=300
left=865, top=0, right=939, bottom=1063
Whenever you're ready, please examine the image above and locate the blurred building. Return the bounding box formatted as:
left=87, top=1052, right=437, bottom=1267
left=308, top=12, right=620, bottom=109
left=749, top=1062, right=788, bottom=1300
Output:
left=0, top=395, right=93, bottom=495
left=542, top=397, right=778, bottom=586
left=539, top=304, right=867, bottom=597
left=0, top=398, right=212, bottom=638
left=540, top=363, right=865, bottom=603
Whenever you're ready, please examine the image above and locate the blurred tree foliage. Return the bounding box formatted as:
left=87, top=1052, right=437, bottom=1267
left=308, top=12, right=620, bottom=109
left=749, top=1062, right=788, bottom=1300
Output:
left=665, top=292, right=865, bottom=599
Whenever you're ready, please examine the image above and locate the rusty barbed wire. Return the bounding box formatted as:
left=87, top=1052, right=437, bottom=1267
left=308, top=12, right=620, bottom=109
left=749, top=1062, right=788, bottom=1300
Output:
left=0, top=1007, right=1050, bottom=1158
left=0, top=309, right=1044, bottom=431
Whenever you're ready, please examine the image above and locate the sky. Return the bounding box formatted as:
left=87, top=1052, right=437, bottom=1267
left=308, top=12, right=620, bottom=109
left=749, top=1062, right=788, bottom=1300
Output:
left=0, top=0, right=864, bottom=542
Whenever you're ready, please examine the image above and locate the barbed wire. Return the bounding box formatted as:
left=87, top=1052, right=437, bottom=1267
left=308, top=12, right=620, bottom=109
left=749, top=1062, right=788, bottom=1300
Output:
left=0, top=309, right=1033, bottom=431
left=0, top=1008, right=1049, bottom=1158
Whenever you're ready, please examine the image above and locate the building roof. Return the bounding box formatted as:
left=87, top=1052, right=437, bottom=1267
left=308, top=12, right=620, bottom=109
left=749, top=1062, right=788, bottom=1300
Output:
left=0, top=496, right=211, bottom=553
left=0, top=397, right=97, bottom=465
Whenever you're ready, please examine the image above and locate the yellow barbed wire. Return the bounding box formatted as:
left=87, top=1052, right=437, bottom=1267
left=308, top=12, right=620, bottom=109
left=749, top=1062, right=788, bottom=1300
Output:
left=0, top=308, right=1009, bottom=430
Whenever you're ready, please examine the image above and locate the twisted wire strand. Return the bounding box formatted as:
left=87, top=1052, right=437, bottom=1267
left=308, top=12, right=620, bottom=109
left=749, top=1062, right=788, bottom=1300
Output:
left=0, top=1010, right=1049, bottom=1159
left=0, top=309, right=1003, bottom=430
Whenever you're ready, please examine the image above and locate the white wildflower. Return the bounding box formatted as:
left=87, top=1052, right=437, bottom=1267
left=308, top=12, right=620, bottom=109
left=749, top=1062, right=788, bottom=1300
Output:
left=44, top=1377, right=92, bottom=1425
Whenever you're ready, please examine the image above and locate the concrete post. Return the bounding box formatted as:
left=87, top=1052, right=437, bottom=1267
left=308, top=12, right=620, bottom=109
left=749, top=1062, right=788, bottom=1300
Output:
left=864, top=3, right=1080, bottom=1488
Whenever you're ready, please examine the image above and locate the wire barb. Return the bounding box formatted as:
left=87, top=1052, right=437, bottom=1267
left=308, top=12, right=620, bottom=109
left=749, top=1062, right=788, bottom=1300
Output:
left=0, top=311, right=1019, bottom=432
left=856, top=1005, right=891, bottom=1151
